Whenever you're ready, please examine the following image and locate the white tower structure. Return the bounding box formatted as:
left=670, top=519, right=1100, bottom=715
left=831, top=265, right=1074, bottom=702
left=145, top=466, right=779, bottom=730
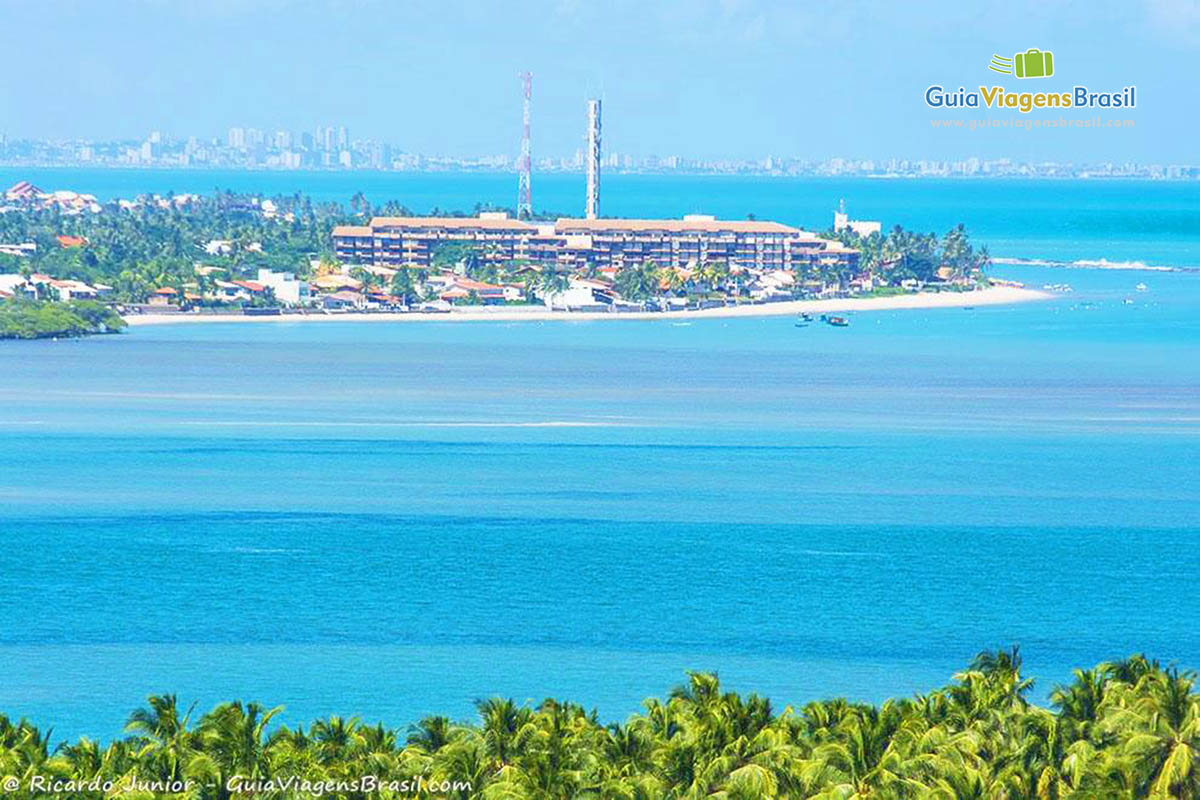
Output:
left=586, top=99, right=601, bottom=220
left=517, top=72, right=533, bottom=219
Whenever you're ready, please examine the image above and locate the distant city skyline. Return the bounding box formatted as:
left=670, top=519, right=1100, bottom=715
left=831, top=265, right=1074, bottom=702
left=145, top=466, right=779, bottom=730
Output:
left=0, top=128, right=1196, bottom=181
left=0, top=0, right=1195, bottom=163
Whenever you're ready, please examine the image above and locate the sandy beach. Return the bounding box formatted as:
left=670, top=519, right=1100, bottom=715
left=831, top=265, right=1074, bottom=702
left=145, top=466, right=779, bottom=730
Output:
left=123, top=286, right=1050, bottom=326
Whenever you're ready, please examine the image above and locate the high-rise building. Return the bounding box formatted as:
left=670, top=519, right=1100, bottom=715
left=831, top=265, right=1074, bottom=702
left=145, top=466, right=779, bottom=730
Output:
left=227, top=127, right=246, bottom=148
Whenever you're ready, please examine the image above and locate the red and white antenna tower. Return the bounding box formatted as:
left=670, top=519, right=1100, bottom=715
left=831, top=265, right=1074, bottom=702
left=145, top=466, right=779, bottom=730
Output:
left=517, top=72, right=533, bottom=219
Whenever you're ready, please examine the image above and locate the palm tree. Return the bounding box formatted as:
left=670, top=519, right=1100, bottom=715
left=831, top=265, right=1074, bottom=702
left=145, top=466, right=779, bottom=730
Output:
left=537, top=269, right=570, bottom=307
left=1103, top=668, right=1200, bottom=798
left=124, top=694, right=197, bottom=783
left=476, top=697, right=530, bottom=767
left=0, top=717, right=54, bottom=792
left=613, top=261, right=659, bottom=303
left=1051, top=668, right=1109, bottom=741
left=5, top=653, right=1200, bottom=800
left=656, top=266, right=683, bottom=295
left=349, top=191, right=370, bottom=217
left=431, top=732, right=494, bottom=800
left=192, top=700, right=284, bottom=798
left=408, top=715, right=457, bottom=753
left=799, top=702, right=913, bottom=798
left=309, top=714, right=364, bottom=764
left=350, top=266, right=380, bottom=292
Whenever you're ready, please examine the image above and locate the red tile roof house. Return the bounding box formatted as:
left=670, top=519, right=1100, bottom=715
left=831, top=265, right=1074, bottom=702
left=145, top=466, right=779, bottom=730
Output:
left=3, top=181, right=42, bottom=201
left=210, top=280, right=266, bottom=303
left=365, top=291, right=404, bottom=309
left=439, top=287, right=471, bottom=303
left=27, top=275, right=98, bottom=301
left=149, top=287, right=179, bottom=306
left=232, top=280, right=268, bottom=296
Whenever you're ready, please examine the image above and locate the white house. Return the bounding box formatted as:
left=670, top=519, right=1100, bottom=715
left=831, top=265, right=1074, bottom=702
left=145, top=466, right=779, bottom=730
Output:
left=213, top=280, right=252, bottom=303
left=0, top=242, right=36, bottom=257
left=322, top=290, right=366, bottom=310
left=833, top=208, right=882, bottom=238
left=49, top=279, right=99, bottom=301
left=538, top=277, right=610, bottom=310
left=0, top=274, right=32, bottom=298
left=256, top=269, right=310, bottom=306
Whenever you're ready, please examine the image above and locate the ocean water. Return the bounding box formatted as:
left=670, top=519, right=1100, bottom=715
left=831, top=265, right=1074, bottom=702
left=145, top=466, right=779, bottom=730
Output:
left=4, top=166, right=1200, bottom=267
left=2, top=253, right=1199, bottom=740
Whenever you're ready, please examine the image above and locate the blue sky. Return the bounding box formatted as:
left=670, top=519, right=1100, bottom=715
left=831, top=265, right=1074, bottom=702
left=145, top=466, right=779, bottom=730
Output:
left=1, top=0, right=1196, bottom=162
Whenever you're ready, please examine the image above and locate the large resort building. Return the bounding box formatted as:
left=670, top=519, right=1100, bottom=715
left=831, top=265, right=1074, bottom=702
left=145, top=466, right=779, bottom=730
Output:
left=332, top=213, right=858, bottom=273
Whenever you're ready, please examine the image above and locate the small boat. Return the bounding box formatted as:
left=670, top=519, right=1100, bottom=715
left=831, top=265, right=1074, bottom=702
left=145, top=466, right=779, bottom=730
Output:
left=1136, top=282, right=1148, bottom=292
left=821, top=314, right=850, bottom=327
left=1123, top=297, right=1134, bottom=305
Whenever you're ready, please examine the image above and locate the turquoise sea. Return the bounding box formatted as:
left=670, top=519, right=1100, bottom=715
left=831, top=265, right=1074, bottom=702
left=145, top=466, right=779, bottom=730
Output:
left=4, top=166, right=1200, bottom=267
left=1, top=170, right=1199, bottom=741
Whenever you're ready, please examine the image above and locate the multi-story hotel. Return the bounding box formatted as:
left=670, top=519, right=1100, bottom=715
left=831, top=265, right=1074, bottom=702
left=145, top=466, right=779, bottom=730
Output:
left=332, top=212, right=857, bottom=273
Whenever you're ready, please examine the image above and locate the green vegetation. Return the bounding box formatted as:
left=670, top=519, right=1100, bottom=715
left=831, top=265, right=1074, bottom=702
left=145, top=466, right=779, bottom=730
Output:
left=2, top=650, right=1199, bottom=798
left=431, top=241, right=484, bottom=275
left=0, top=299, right=126, bottom=339
left=0, top=193, right=344, bottom=303
left=821, top=223, right=990, bottom=286
left=0, top=195, right=576, bottom=310
left=613, top=260, right=661, bottom=302
left=1, top=189, right=994, bottom=314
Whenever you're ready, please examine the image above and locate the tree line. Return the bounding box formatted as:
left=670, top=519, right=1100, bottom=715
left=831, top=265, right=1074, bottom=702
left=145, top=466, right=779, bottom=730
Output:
left=0, top=190, right=992, bottom=308
left=0, top=299, right=126, bottom=339
left=820, top=224, right=991, bottom=286
left=1, top=649, right=1198, bottom=798
left=0, top=192, right=343, bottom=303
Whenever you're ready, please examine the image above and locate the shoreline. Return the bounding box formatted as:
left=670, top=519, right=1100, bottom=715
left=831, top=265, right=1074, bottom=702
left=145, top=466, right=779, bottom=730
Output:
left=122, top=286, right=1050, bottom=326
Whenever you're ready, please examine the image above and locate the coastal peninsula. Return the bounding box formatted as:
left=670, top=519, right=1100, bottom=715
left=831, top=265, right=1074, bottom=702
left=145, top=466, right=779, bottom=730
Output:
left=0, top=184, right=1036, bottom=335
